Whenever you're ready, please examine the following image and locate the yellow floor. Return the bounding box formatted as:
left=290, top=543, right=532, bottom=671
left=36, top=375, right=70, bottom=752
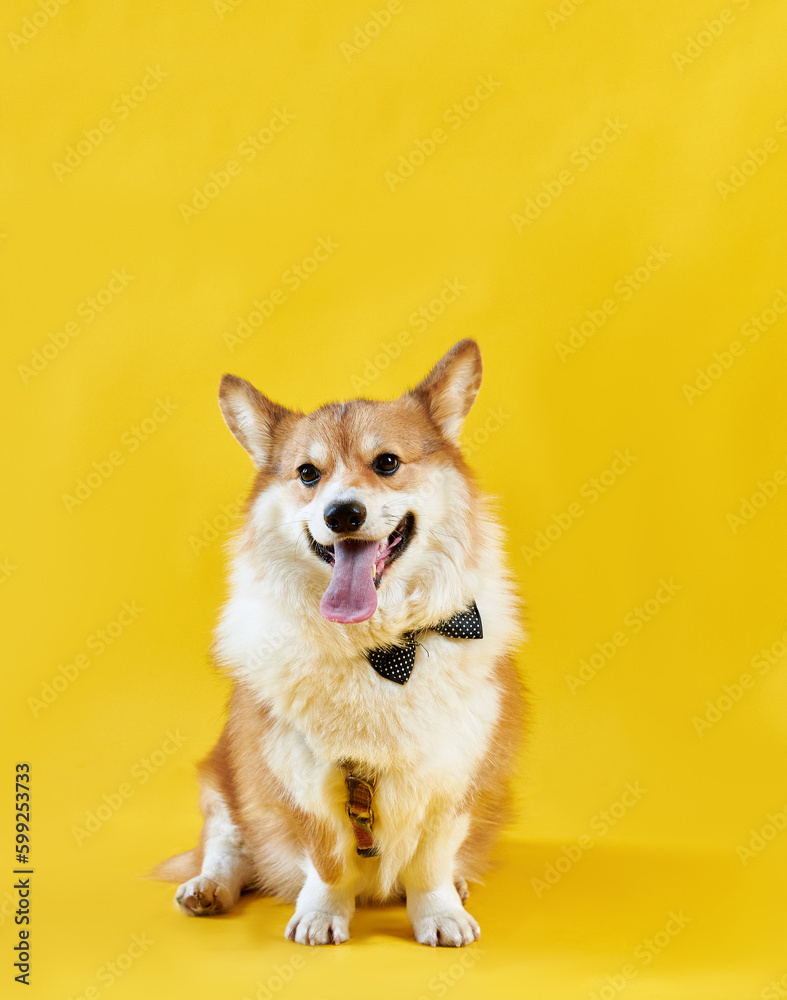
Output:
left=24, top=821, right=784, bottom=1000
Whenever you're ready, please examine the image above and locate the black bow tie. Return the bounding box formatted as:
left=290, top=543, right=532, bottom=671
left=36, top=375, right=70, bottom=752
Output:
left=365, top=602, right=483, bottom=684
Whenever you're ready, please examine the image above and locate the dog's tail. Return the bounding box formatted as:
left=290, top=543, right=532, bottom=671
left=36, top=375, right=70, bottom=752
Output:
left=146, top=848, right=201, bottom=884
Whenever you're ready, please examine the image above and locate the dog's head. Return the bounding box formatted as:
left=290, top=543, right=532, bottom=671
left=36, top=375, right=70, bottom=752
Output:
left=218, top=340, right=482, bottom=625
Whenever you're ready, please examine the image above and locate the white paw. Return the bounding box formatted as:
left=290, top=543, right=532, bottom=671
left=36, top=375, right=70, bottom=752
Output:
left=412, top=909, right=480, bottom=947
left=285, top=910, right=350, bottom=945
left=175, top=876, right=236, bottom=916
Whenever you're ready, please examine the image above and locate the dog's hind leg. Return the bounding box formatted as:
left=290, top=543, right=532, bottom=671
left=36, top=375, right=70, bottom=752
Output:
left=174, top=781, right=252, bottom=917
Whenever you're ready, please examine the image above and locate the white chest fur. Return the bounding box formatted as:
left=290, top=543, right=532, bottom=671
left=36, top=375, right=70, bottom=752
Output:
left=212, top=515, right=522, bottom=890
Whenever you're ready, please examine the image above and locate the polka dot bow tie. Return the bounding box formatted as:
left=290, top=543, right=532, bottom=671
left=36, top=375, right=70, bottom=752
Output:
left=365, top=601, right=483, bottom=684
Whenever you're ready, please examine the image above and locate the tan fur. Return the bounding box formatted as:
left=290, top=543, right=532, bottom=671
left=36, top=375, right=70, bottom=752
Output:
left=209, top=685, right=347, bottom=900
left=156, top=340, right=526, bottom=945
left=151, top=849, right=200, bottom=884
left=456, top=653, right=527, bottom=882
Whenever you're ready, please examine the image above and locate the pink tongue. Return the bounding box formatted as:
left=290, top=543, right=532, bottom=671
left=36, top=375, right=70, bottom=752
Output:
left=320, top=539, right=380, bottom=623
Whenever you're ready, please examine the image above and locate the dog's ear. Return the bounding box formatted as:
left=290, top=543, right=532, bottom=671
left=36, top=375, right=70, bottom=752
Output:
left=407, top=339, right=482, bottom=443
left=218, top=374, right=292, bottom=468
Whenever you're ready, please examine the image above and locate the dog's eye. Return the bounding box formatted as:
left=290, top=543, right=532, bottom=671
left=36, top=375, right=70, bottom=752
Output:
left=373, top=453, right=399, bottom=476
left=298, top=463, right=321, bottom=486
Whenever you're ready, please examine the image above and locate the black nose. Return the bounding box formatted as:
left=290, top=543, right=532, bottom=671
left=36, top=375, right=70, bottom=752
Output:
left=324, top=501, right=367, bottom=534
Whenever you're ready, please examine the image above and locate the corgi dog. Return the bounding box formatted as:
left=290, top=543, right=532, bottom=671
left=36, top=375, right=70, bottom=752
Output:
left=156, top=339, right=525, bottom=946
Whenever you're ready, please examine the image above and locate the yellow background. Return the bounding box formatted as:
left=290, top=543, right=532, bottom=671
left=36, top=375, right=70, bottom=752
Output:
left=2, top=0, right=786, bottom=997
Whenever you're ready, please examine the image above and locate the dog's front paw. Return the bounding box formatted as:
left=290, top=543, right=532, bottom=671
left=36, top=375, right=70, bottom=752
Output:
left=175, top=876, right=236, bottom=916
left=285, top=910, right=350, bottom=945
left=412, top=908, right=480, bottom=947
